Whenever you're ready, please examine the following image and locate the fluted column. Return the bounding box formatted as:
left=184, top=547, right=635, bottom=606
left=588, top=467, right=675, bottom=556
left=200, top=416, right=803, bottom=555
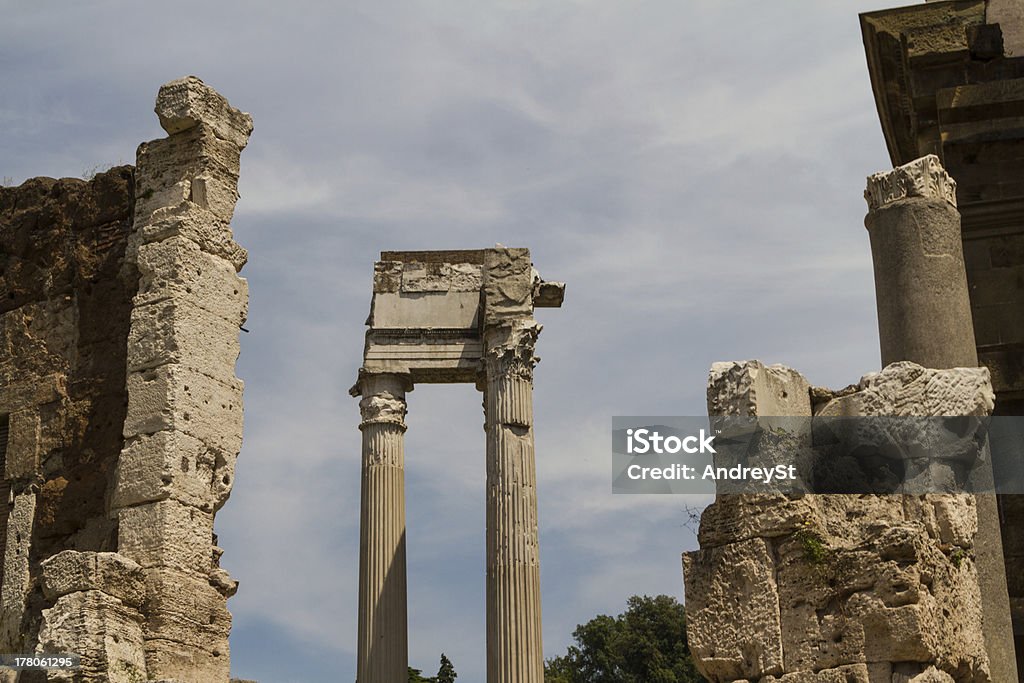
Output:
left=482, top=320, right=544, bottom=683
left=356, top=373, right=410, bottom=683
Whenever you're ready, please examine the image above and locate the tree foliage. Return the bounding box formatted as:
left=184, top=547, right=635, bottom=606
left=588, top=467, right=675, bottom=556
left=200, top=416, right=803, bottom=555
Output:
left=408, top=667, right=433, bottom=683
left=409, top=653, right=458, bottom=683
left=544, top=595, right=705, bottom=683
left=437, top=653, right=457, bottom=683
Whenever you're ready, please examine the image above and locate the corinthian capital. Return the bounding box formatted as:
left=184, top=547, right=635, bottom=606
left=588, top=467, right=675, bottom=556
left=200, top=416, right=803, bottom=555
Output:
left=356, top=373, right=410, bottom=428
left=483, top=319, right=542, bottom=382
left=359, top=394, right=407, bottom=429
left=864, top=154, right=957, bottom=211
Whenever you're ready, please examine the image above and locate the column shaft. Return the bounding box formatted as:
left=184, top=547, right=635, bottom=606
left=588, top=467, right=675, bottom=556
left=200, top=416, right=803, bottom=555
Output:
left=865, top=155, right=1017, bottom=682
left=865, top=155, right=978, bottom=369
left=356, top=374, right=409, bottom=683
left=484, top=322, right=544, bottom=683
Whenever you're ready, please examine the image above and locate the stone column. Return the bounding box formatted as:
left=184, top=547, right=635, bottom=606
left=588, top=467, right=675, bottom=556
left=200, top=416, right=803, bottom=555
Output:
left=114, top=76, right=251, bottom=683
left=865, top=155, right=1017, bottom=683
left=356, top=372, right=410, bottom=683
left=864, top=154, right=978, bottom=369
left=482, top=320, right=544, bottom=683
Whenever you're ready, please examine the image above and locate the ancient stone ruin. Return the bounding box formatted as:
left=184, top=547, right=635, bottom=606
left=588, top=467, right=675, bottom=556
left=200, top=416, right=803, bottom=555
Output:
left=687, top=359, right=1000, bottom=682
left=0, top=76, right=250, bottom=682
left=4, top=2, right=1024, bottom=682
left=352, top=249, right=564, bottom=683
left=862, top=1, right=1024, bottom=671
left=683, top=1, right=1024, bottom=680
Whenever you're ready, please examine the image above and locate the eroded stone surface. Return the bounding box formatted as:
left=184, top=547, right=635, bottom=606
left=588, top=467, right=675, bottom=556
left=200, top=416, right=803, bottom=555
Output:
left=707, top=360, right=812, bottom=417
left=41, top=551, right=145, bottom=608
left=113, top=430, right=235, bottom=511
left=134, top=236, right=249, bottom=325
left=113, top=75, right=250, bottom=683
left=483, top=247, right=535, bottom=324
left=124, top=364, right=243, bottom=454
left=685, top=360, right=993, bottom=682
left=683, top=538, right=783, bottom=680
left=155, top=76, right=253, bottom=150
left=36, top=590, right=147, bottom=683
left=816, top=362, right=994, bottom=417
left=0, top=167, right=135, bottom=661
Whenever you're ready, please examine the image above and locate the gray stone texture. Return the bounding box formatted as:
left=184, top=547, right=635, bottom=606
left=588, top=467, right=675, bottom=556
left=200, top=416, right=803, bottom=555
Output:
left=864, top=157, right=978, bottom=371
left=685, top=361, right=995, bottom=682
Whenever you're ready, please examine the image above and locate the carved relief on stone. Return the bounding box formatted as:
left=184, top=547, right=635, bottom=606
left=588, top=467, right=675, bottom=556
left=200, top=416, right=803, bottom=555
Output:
left=864, top=154, right=958, bottom=211
left=815, top=362, right=995, bottom=418
left=483, top=247, right=536, bottom=324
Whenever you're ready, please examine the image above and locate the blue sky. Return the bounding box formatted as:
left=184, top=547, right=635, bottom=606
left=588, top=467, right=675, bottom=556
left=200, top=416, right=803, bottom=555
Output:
left=2, top=1, right=895, bottom=680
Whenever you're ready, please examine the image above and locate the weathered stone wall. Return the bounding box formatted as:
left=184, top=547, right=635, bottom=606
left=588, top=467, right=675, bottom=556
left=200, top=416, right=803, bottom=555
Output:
left=684, top=361, right=995, bottom=683
left=0, top=167, right=136, bottom=673
left=0, top=76, right=250, bottom=683
left=111, top=76, right=251, bottom=683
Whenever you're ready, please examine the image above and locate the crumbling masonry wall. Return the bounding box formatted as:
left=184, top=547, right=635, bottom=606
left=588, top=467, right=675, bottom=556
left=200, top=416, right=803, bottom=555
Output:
left=0, top=168, right=137, bottom=675
left=0, top=76, right=250, bottom=683
left=684, top=361, right=993, bottom=683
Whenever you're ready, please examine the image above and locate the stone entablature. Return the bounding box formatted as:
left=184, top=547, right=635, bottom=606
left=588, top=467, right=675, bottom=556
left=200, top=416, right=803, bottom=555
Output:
left=360, top=249, right=563, bottom=385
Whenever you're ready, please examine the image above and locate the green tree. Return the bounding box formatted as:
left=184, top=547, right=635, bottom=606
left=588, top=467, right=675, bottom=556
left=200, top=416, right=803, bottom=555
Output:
left=436, top=653, right=457, bottom=683
left=544, top=595, right=705, bottom=683
left=409, top=666, right=435, bottom=683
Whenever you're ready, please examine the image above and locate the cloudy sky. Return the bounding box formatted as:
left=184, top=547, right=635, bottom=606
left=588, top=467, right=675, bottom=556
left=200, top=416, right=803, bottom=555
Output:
left=2, top=1, right=897, bottom=680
